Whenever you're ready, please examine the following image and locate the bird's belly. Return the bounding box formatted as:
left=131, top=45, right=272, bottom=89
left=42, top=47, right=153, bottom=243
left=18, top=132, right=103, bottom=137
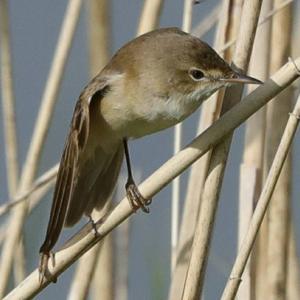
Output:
left=125, top=97, right=200, bottom=138
left=124, top=117, right=178, bottom=138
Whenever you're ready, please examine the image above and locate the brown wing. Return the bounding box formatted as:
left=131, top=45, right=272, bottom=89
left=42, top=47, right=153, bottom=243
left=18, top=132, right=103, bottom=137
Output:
left=40, top=78, right=109, bottom=255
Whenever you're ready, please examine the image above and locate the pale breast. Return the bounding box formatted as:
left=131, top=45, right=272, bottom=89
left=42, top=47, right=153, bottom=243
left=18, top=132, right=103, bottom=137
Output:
left=100, top=81, right=221, bottom=139
left=120, top=93, right=203, bottom=138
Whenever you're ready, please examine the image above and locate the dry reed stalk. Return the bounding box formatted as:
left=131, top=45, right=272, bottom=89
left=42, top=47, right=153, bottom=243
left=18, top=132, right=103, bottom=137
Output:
left=0, top=178, right=56, bottom=248
left=27, top=180, right=56, bottom=214
left=87, top=0, right=110, bottom=77
left=254, top=179, right=269, bottom=297
left=68, top=248, right=102, bottom=300
left=218, top=0, right=294, bottom=54
left=0, top=0, right=19, bottom=196
left=171, top=134, right=181, bottom=272
left=91, top=232, right=114, bottom=300
left=169, top=1, right=239, bottom=297
left=67, top=1, right=112, bottom=299
left=0, top=178, right=55, bottom=291
left=181, top=0, right=262, bottom=299
left=172, top=0, right=195, bottom=271
left=287, top=6, right=300, bottom=282
left=237, top=166, right=258, bottom=299
left=137, top=0, right=164, bottom=35
left=264, top=1, right=293, bottom=298
left=287, top=223, right=300, bottom=299
left=0, top=168, right=56, bottom=248
left=0, top=0, right=83, bottom=296
left=68, top=206, right=112, bottom=300
left=182, top=0, right=194, bottom=32
left=0, top=180, right=55, bottom=249
left=170, top=0, right=195, bottom=274
left=0, top=178, right=56, bottom=287
left=113, top=216, right=129, bottom=300
left=13, top=240, right=26, bottom=285
left=3, top=56, right=300, bottom=300
left=0, top=164, right=58, bottom=217
left=191, top=3, right=221, bottom=37
left=238, top=1, right=272, bottom=299
left=221, top=91, right=300, bottom=300
left=0, top=0, right=24, bottom=284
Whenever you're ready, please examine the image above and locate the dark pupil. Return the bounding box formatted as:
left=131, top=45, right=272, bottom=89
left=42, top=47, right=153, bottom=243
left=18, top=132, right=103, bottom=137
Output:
left=191, top=69, right=204, bottom=79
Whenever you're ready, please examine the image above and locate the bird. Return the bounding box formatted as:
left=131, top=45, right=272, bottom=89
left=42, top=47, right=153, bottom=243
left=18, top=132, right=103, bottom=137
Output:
left=39, top=27, right=261, bottom=278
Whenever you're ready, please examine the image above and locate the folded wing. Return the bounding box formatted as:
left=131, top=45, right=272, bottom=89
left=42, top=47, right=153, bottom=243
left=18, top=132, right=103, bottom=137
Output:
left=40, top=78, right=108, bottom=255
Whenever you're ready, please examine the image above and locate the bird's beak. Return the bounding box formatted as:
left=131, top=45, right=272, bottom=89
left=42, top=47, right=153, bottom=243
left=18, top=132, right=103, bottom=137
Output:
left=220, top=72, right=263, bottom=85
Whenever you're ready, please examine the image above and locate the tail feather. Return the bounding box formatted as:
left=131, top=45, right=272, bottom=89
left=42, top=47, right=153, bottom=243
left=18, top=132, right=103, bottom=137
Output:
left=40, top=134, right=78, bottom=253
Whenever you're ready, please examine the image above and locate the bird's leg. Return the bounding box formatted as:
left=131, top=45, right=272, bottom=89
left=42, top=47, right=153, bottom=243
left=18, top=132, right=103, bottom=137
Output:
left=123, top=139, right=152, bottom=213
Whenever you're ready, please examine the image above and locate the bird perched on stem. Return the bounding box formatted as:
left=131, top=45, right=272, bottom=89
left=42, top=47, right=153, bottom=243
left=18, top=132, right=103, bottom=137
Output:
left=39, top=27, right=261, bottom=280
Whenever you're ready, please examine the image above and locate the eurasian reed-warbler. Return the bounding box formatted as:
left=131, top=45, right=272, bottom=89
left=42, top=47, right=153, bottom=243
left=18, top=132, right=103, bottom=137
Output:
left=39, top=27, right=261, bottom=278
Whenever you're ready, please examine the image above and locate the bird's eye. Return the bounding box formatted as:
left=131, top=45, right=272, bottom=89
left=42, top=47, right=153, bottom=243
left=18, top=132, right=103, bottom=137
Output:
left=189, top=69, right=205, bottom=81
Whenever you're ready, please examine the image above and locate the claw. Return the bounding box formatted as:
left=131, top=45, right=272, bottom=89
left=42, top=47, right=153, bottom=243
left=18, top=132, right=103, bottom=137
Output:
left=39, top=252, right=49, bottom=284
left=39, top=251, right=57, bottom=284
left=88, top=215, right=99, bottom=237
left=50, top=251, right=56, bottom=268
left=125, top=182, right=151, bottom=213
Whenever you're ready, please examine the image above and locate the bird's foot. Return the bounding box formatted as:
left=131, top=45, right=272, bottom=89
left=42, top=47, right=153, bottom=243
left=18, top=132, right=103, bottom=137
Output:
left=88, top=215, right=99, bottom=237
left=39, top=251, right=57, bottom=284
left=125, top=180, right=152, bottom=213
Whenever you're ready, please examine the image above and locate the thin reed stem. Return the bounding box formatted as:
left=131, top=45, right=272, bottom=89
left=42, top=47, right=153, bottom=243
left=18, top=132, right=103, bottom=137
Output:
left=171, top=0, right=195, bottom=273
left=0, top=0, right=19, bottom=195
left=238, top=0, right=272, bottom=298
left=0, top=164, right=58, bottom=217
left=218, top=0, right=294, bottom=53
left=169, top=1, right=233, bottom=296
left=265, top=1, right=293, bottom=298
left=0, top=0, right=23, bottom=284
left=137, top=0, right=164, bottom=35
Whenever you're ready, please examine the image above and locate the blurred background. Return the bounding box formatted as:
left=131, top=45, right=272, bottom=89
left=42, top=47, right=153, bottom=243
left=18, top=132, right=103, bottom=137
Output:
left=0, top=0, right=300, bottom=299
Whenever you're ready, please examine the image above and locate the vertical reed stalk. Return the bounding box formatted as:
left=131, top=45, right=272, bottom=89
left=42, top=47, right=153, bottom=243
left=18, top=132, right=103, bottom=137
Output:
left=169, top=1, right=236, bottom=297
left=87, top=0, right=110, bottom=77
left=137, top=0, right=164, bottom=36
left=286, top=224, right=300, bottom=299
left=68, top=207, right=112, bottom=300
left=0, top=0, right=19, bottom=195
left=238, top=1, right=272, bottom=299
left=113, top=217, right=130, bottom=300
left=0, top=0, right=25, bottom=284
left=170, top=0, right=195, bottom=274
left=264, top=1, right=293, bottom=299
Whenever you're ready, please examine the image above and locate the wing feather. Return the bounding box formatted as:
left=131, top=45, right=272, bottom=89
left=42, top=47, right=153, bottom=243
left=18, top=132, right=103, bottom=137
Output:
left=40, top=78, right=108, bottom=254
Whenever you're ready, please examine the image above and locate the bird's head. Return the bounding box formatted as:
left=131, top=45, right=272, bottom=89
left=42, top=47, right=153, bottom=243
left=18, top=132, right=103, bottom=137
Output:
left=105, top=27, right=262, bottom=103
